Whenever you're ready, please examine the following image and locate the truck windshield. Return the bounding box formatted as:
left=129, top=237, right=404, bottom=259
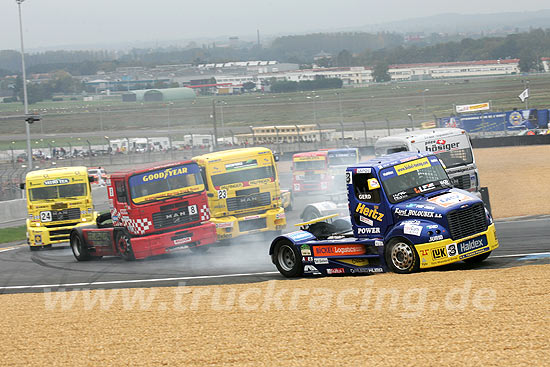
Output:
left=380, top=157, right=452, bottom=203
left=129, top=163, right=204, bottom=204
left=294, top=160, right=326, bottom=170
left=29, top=183, right=87, bottom=201
left=211, top=165, right=275, bottom=187
left=328, top=153, right=357, bottom=167
left=435, top=148, right=474, bottom=168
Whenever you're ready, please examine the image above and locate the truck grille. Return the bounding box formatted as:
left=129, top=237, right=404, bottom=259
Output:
left=452, top=174, right=471, bottom=190
left=238, top=217, right=266, bottom=232
left=152, top=207, right=199, bottom=229
left=50, top=208, right=81, bottom=222
left=304, top=173, right=321, bottom=182
left=447, top=203, right=487, bottom=240
left=49, top=229, right=72, bottom=238
left=226, top=192, right=271, bottom=212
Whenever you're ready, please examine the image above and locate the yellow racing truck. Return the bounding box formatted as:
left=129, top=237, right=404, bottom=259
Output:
left=193, top=147, right=286, bottom=241
left=23, top=166, right=98, bottom=250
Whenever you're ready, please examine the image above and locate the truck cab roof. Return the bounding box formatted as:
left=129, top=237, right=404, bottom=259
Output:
left=108, top=160, right=195, bottom=180
left=351, top=152, right=426, bottom=172
left=378, top=128, right=466, bottom=142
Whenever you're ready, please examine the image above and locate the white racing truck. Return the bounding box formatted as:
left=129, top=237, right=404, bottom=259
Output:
left=374, top=128, right=480, bottom=194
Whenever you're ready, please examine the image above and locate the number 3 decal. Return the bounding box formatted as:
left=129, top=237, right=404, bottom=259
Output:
left=217, top=189, right=227, bottom=199
left=346, top=172, right=352, bottom=184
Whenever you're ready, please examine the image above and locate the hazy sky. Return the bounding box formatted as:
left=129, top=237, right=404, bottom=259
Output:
left=0, top=0, right=547, bottom=50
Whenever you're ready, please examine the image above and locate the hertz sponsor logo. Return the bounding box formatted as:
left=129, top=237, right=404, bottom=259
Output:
left=355, top=203, right=384, bottom=221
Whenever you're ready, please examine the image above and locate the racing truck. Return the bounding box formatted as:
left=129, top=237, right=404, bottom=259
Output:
left=69, top=160, right=217, bottom=260
left=193, top=147, right=286, bottom=241
left=270, top=152, right=499, bottom=276
left=291, top=150, right=330, bottom=194
left=22, top=166, right=98, bottom=250
left=299, top=147, right=359, bottom=221
left=374, top=128, right=480, bottom=193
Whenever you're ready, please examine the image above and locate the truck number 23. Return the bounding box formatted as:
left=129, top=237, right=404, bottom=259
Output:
left=217, top=189, right=227, bottom=199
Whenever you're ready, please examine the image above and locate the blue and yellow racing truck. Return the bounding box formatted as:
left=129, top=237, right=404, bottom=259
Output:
left=270, top=152, right=499, bottom=276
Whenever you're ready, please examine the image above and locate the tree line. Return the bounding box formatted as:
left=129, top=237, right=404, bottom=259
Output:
left=2, top=29, right=550, bottom=75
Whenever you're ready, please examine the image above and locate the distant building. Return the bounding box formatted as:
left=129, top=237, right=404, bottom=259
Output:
left=235, top=124, right=335, bottom=145
left=121, top=87, right=195, bottom=102
left=388, top=59, right=520, bottom=81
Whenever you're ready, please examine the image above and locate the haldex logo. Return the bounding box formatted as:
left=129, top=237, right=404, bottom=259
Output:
left=458, top=237, right=486, bottom=254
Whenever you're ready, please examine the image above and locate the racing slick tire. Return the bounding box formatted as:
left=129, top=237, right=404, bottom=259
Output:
left=385, top=238, right=420, bottom=274
left=272, top=240, right=303, bottom=278
left=115, top=231, right=136, bottom=261
left=301, top=207, right=321, bottom=222
left=70, top=232, right=92, bottom=261
left=463, top=251, right=492, bottom=264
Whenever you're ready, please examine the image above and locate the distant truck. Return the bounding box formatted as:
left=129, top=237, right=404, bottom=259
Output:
left=270, top=152, right=498, bottom=276
left=326, top=147, right=359, bottom=190
left=299, top=148, right=358, bottom=221
left=291, top=151, right=330, bottom=194
left=69, top=160, right=217, bottom=260
left=374, top=128, right=479, bottom=193
left=193, top=147, right=286, bottom=241
left=22, top=166, right=98, bottom=250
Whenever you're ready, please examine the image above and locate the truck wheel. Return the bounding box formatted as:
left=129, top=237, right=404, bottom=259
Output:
left=70, top=232, right=91, bottom=261
left=302, top=207, right=321, bottom=222
left=115, top=231, right=136, bottom=261
left=385, top=238, right=420, bottom=274
left=272, top=240, right=303, bottom=278
left=463, top=251, right=491, bottom=264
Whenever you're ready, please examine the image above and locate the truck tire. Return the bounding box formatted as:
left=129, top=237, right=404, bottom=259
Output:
left=70, top=232, right=91, bottom=261
left=385, top=238, right=420, bottom=274
left=115, top=231, right=136, bottom=261
left=301, top=207, right=321, bottom=222
left=272, top=240, right=303, bottom=278
left=463, top=251, right=491, bottom=264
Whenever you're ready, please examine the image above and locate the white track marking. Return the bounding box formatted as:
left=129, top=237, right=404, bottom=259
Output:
left=0, top=247, right=19, bottom=253
left=496, top=216, right=550, bottom=224
left=492, top=252, right=550, bottom=258
left=0, top=271, right=280, bottom=291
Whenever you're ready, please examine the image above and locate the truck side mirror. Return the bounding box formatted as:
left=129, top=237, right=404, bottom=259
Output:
left=20, top=183, right=25, bottom=190
left=274, top=155, right=280, bottom=162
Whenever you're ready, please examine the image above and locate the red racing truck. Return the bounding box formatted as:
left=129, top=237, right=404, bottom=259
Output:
left=69, top=160, right=217, bottom=260
left=292, top=151, right=331, bottom=194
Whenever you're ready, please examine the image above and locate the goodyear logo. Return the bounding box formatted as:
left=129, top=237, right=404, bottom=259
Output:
left=355, top=202, right=384, bottom=222
left=142, top=167, right=188, bottom=182
left=394, top=157, right=431, bottom=176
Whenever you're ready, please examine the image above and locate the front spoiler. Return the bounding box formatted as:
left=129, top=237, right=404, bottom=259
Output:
left=415, top=223, right=499, bottom=268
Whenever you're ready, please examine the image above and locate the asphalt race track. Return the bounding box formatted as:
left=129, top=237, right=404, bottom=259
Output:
left=0, top=215, right=549, bottom=294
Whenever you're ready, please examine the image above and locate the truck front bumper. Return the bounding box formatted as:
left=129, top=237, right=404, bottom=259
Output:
left=130, top=221, right=218, bottom=260
left=27, top=215, right=97, bottom=247
left=415, top=223, right=499, bottom=269
left=211, top=207, right=286, bottom=241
